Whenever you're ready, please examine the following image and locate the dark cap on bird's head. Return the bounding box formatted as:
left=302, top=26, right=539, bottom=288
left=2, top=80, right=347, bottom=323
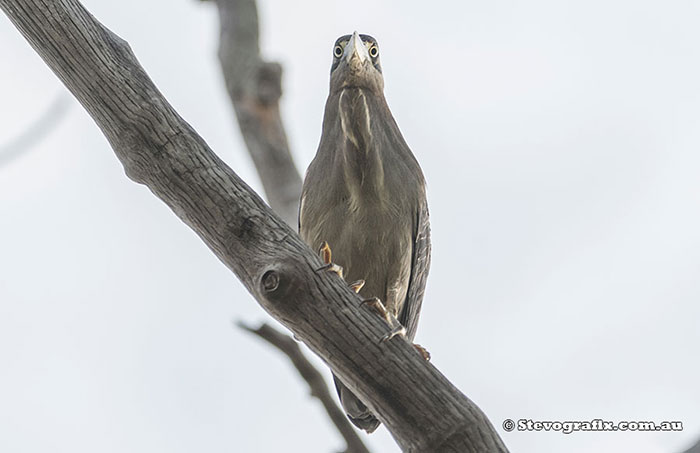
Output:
left=330, top=31, right=384, bottom=94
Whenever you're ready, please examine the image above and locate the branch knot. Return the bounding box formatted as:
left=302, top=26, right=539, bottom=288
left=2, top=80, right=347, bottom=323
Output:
left=261, top=269, right=279, bottom=292
left=256, top=61, right=282, bottom=105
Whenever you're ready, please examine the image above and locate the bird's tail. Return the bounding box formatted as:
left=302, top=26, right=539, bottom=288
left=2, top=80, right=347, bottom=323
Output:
left=333, top=374, right=381, bottom=433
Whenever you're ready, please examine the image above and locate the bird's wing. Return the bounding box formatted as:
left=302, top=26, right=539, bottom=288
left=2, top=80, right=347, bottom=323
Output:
left=399, top=199, right=431, bottom=342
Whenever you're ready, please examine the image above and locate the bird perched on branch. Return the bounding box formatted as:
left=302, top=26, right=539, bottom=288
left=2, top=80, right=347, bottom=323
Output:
left=299, top=32, right=431, bottom=433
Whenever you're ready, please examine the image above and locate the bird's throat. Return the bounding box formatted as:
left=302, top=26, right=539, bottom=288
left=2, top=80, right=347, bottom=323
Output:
left=337, top=87, right=385, bottom=198
left=338, top=88, right=372, bottom=151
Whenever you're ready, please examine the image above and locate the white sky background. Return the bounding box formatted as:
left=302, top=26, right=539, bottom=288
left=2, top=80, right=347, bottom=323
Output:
left=1, top=0, right=699, bottom=452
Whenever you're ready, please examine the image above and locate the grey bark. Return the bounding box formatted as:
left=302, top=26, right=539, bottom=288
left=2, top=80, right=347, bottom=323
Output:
left=683, top=438, right=700, bottom=453
left=215, top=0, right=301, bottom=227
left=0, top=1, right=508, bottom=451
left=239, top=322, right=370, bottom=453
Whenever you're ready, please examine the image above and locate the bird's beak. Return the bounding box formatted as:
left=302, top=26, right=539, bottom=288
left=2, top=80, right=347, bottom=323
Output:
left=344, top=31, right=368, bottom=68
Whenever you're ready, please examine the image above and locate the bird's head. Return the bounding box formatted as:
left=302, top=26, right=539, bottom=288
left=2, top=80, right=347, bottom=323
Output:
left=329, top=31, right=384, bottom=94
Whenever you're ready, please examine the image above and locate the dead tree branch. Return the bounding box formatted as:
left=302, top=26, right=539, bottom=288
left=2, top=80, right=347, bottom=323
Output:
left=0, top=93, right=70, bottom=167
left=238, top=322, right=370, bottom=453
left=214, top=0, right=301, bottom=227
left=0, top=1, right=507, bottom=451
left=683, top=437, right=700, bottom=453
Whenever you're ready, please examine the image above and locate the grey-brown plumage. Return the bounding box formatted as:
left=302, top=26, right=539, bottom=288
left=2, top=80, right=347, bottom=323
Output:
left=299, top=32, right=431, bottom=433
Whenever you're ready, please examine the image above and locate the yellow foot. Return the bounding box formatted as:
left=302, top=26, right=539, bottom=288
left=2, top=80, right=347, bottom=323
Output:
left=413, top=343, right=431, bottom=361
left=380, top=324, right=407, bottom=343
left=349, top=279, right=365, bottom=293
left=315, top=241, right=343, bottom=278
left=360, top=297, right=388, bottom=319
left=360, top=297, right=407, bottom=343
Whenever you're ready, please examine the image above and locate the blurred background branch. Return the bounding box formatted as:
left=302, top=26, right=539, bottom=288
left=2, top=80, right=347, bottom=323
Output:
left=0, top=93, right=70, bottom=167
left=238, top=322, right=371, bottom=453
left=213, top=0, right=301, bottom=227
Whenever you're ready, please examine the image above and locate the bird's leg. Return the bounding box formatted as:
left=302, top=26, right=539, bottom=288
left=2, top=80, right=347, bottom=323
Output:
left=360, top=297, right=406, bottom=342
left=359, top=299, right=431, bottom=355
left=317, top=241, right=342, bottom=276
left=316, top=243, right=366, bottom=293
left=315, top=241, right=343, bottom=278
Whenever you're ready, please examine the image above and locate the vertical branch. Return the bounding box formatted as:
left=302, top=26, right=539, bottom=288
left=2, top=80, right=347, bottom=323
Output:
left=215, top=0, right=302, bottom=227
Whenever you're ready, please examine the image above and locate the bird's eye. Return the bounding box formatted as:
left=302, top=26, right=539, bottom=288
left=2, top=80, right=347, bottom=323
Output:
left=369, top=45, right=378, bottom=58
left=333, top=45, right=343, bottom=58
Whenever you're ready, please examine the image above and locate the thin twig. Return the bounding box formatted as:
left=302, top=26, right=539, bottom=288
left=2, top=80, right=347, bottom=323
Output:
left=238, top=322, right=371, bottom=453
left=0, top=93, right=70, bottom=167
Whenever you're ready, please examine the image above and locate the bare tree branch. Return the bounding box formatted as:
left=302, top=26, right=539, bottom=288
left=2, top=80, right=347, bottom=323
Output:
left=214, top=0, right=302, bottom=227
left=0, top=93, right=70, bottom=167
left=238, top=322, right=370, bottom=453
left=0, top=1, right=507, bottom=451
left=682, top=437, right=700, bottom=453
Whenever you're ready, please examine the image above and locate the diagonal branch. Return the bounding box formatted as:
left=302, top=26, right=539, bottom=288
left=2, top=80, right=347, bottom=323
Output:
left=0, top=1, right=507, bottom=451
left=683, top=437, right=700, bottom=453
left=0, top=93, right=70, bottom=167
left=238, top=322, right=370, bottom=453
left=214, top=0, right=301, bottom=227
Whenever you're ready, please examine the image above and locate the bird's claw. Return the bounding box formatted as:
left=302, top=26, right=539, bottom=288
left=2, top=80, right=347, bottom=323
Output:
left=315, top=243, right=366, bottom=294
left=318, top=242, right=405, bottom=344
left=319, top=241, right=333, bottom=264
left=361, top=297, right=407, bottom=343
left=316, top=241, right=344, bottom=278
left=380, top=325, right=406, bottom=343
left=315, top=262, right=344, bottom=277
left=360, top=297, right=387, bottom=318
left=413, top=343, right=431, bottom=360
left=349, top=279, right=365, bottom=293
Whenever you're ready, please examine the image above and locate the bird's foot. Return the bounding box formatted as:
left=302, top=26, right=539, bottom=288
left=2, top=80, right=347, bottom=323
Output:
left=413, top=343, right=431, bottom=361
left=315, top=243, right=368, bottom=294
left=360, top=297, right=389, bottom=320
left=360, top=297, right=406, bottom=342
left=315, top=241, right=343, bottom=278
left=349, top=279, right=365, bottom=293
left=380, top=324, right=407, bottom=343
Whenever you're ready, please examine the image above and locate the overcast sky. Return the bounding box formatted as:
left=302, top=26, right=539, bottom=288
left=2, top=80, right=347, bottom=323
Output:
left=1, top=1, right=699, bottom=452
